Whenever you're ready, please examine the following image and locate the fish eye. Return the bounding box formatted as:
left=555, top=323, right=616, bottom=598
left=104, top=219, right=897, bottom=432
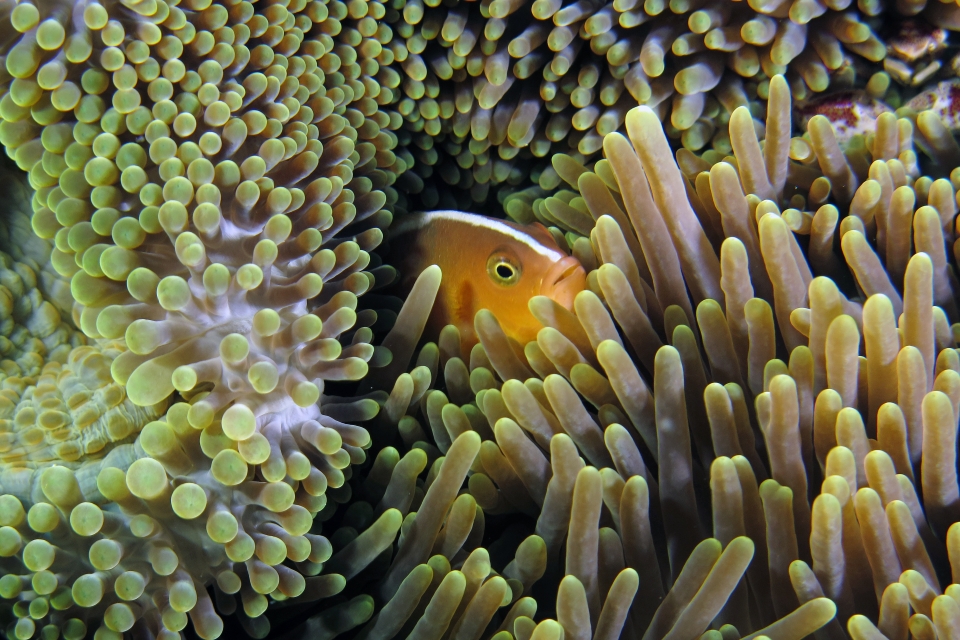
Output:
left=487, top=254, right=521, bottom=286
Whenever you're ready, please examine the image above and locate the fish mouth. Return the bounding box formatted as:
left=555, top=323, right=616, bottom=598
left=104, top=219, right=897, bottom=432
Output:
left=540, top=256, right=586, bottom=310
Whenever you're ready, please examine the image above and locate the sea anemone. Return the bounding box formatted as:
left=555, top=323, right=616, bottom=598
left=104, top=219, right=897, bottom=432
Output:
left=0, top=0, right=409, bottom=636
left=373, top=0, right=947, bottom=209
left=324, top=73, right=960, bottom=639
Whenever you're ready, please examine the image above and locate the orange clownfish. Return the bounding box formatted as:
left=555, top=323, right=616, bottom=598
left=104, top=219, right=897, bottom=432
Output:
left=386, top=210, right=587, bottom=350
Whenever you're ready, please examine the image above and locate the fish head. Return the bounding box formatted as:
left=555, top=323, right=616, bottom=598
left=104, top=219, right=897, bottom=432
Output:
left=537, top=253, right=587, bottom=311
left=477, top=221, right=586, bottom=346
left=388, top=211, right=587, bottom=351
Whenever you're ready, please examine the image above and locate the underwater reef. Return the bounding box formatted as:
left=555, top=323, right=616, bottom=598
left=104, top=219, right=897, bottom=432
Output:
left=2, top=0, right=960, bottom=639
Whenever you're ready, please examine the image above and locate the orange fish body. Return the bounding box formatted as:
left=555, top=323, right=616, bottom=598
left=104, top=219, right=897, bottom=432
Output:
left=387, top=211, right=586, bottom=351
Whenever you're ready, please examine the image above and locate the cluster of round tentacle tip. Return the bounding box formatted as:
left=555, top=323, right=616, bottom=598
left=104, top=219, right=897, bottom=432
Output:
left=0, top=490, right=89, bottom=640
left=0, top=445, right=340, bottom=640
left=1, top=0, right=402, bottom=285
left=0, top=464, right=220, bottom=640
left=173, top=372, right=377, bottom=512
left=0, top=163, right=73, bottom=316
left=376, top=0, right=905, bottom=207
left=0, top=0, right=408, bottom=633
left=0, top=0, right=398, bottom=413
left=56, top=165, right=387, bottom=519
left=88, top=268, right=382, bottom=505
left=0, top=345, right=165, bottom=466
left=0, top=252, right=83, bottom=383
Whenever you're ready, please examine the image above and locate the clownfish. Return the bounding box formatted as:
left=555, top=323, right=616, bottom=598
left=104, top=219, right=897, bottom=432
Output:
left=386, top=210, right=587, bottom=350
